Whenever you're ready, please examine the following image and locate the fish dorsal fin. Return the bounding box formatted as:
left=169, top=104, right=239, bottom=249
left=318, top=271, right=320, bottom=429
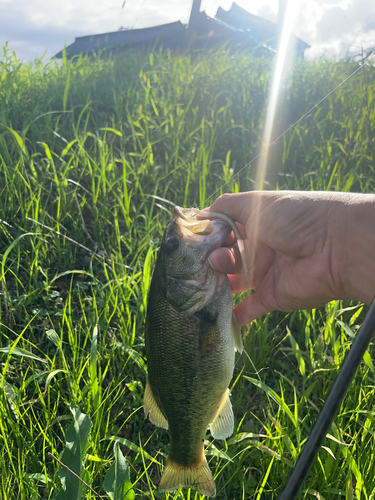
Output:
left=232, top=312, right=243, bottom=354
left=209, top=389, right=234, bottom=440
left=144, top=379, right=169, bottom=430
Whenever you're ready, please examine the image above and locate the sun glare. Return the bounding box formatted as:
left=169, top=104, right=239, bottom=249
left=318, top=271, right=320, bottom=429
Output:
left=246, top=0, right=299, bottom=262
left=255, top=0, right=298, bottom=192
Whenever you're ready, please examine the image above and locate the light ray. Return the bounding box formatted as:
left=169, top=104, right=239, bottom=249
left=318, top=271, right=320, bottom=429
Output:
left=255, top=0, right=299, bottom=191
left=248, top=0, right=299, bottom=261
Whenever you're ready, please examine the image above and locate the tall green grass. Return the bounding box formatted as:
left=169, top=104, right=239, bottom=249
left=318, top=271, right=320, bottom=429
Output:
left=0, top=44, right=374, bottom=499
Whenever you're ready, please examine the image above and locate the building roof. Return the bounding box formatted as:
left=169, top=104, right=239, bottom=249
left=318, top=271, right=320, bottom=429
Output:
left=54, top=21, right=185, bottom=59
left=54, top=3, right=309, bottom=59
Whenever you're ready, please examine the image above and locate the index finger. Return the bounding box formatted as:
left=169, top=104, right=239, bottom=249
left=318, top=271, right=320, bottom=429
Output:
left=208, top=191, right=276, bottom=228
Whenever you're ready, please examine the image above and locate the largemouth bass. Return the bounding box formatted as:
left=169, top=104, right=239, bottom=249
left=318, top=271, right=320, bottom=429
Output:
left=144, top=206, right=243, bottom=497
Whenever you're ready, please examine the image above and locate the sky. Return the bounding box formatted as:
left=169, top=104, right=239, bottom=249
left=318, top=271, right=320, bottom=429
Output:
left=0, top=0, right=374, bottom=63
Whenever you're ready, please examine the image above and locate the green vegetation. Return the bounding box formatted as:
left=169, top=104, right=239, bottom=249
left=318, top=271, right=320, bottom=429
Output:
left=0, top=44, right=375, bottom=499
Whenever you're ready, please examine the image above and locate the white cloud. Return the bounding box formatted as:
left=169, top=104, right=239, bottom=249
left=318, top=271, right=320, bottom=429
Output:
left=302, top=0, right=375, bottom=58
left=0, top=0, right=374, bottom=62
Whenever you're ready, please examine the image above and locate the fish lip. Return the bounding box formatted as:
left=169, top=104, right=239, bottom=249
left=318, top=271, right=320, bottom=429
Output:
left=174, top=206, right=195, bottom=221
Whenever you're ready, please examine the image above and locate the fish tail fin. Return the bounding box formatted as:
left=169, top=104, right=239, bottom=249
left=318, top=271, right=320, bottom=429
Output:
left=159, top=454, right=216, bottom=497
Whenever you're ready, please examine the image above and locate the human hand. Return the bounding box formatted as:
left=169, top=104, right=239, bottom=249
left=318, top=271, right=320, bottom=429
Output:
left=208, top=191, right=375, bottom=326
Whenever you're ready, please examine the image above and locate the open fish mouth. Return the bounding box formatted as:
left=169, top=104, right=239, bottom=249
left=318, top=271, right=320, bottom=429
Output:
left=174, top=206, right=251, bottom=284
left=173, top=206, right=231, bottom=251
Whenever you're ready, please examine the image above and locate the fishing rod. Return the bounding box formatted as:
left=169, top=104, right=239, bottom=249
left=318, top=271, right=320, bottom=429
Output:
left=279, top=297, right=375, bottom=499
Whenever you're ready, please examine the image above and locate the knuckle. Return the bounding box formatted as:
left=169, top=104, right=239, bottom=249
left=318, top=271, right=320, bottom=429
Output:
left=215, top=193, right=232, bottom=205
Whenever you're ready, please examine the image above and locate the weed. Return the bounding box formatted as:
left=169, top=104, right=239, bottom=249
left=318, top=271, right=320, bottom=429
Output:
left=0, top=45, right=374, bottom=499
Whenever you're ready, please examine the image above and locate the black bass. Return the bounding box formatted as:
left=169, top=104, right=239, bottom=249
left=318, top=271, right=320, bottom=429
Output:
left=144, top=206, right=243, bottom=497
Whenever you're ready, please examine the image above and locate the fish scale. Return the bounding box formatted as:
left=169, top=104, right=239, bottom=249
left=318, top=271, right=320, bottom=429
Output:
left=144, top=207, right=243, bottom=497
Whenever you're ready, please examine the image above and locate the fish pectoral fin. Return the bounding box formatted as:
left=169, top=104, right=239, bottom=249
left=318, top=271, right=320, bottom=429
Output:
left=232, top=312, right=243, bottom=353
left=209, top=389, right=234, bottom=440
left=143, top=379, right=169, bottom=430
left=159, top=454, right=216, bottom=497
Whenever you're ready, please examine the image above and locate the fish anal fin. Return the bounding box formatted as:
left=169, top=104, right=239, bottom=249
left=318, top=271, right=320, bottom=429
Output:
left=143, top=379, right=168, bottom=430
left=209, top=389, right=234, bottom=440
left=232, top=312, right=243, bottom=353
left=159, top=454, right=215, bottom=497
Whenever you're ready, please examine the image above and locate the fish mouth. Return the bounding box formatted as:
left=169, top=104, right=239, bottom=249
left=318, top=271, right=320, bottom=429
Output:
left=173, top=206, right=231, bottom=250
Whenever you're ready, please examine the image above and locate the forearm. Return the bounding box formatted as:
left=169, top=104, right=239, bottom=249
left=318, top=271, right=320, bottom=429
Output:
left=342, top=194, right=375, bottom=304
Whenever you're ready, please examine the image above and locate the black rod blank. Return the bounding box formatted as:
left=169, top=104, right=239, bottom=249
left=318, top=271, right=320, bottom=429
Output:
left=279, top=298, right=375, bottom=500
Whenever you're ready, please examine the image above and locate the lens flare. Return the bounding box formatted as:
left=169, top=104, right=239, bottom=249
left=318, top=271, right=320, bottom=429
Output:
left=247, top=0, right=298, bottom=257
left=255, top=0, right=298, bottom=191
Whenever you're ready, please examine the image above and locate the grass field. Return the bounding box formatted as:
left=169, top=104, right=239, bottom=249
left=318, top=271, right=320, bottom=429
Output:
left=0, top=44, right=375, bottom=499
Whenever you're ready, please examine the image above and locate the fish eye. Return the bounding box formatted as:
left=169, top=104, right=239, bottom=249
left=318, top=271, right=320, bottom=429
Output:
left=165, top=237, right=179, bottom=254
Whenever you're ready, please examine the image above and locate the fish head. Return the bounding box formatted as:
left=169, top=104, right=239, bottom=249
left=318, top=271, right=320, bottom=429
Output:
left=157, top=206, right=231, bottom=313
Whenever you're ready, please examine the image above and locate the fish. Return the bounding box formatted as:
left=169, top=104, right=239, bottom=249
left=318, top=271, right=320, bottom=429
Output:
left=144, top=206, right=243, bottom=497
